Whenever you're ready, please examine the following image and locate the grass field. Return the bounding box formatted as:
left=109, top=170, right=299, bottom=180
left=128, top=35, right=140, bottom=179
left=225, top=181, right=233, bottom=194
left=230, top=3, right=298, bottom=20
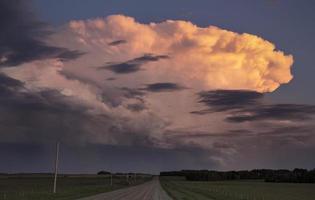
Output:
left=160, top=176, right=315, bottom=200
left=0, top=174, right=151, bottom=200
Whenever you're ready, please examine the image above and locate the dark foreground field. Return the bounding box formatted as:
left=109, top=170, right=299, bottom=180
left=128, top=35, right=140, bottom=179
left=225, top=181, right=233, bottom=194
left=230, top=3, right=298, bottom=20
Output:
left=0, top=174, right=151, bottom=200
left=161, top=177, right=315, bottom=200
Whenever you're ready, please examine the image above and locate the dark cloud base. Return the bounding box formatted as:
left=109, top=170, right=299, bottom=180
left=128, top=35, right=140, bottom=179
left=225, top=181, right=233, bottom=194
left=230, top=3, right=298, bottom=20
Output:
left=0, top=143, right=219, bottom=174
left=193, top=90, right=315, bottom=122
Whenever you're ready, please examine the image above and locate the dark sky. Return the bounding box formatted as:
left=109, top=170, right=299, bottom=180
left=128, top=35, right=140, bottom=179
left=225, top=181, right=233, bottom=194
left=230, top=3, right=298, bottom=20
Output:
left=1, top=0, right=315, bottom=174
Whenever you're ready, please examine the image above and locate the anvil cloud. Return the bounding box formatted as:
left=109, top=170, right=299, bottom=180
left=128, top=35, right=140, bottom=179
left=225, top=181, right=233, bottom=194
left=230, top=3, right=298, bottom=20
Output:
left=3, top=15, right=293, bottom=146
left=2, top=6, right=308, bottom=172
left=68, top=15, right=293, bottom=92
left=2, top=14, right=296, bottom=150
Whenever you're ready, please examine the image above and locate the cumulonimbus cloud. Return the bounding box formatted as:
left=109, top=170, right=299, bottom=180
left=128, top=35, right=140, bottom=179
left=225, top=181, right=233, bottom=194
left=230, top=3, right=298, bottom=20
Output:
left=0, top=14, right=296, bottom=156
left=68, top=15, right=293, bottom=92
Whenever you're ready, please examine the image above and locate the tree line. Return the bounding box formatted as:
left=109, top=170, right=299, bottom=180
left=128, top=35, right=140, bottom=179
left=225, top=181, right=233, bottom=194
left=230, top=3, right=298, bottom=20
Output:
left=97, top=171, right=151, bottom=176
left=160, top=169, right=315, bottom=183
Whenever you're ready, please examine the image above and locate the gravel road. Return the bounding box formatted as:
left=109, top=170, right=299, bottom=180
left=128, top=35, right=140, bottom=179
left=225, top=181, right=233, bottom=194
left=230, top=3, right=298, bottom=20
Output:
left=77, top=177, right=172, bottom=200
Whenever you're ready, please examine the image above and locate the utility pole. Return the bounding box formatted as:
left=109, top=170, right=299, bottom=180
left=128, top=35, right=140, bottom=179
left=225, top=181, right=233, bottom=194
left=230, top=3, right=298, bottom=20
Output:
left=109, top=163, right=113, bottom=186
left=110, top=173, right=113, bottom=186
left=53, top=141, right=60, bottom=194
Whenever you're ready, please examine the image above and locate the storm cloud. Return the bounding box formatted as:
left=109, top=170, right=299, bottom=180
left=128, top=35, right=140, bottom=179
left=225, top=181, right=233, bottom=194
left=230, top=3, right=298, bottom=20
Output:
left=0, top=0, right=82, bottom=67
left=1, top=8, right=310, bottom=173
left=0, top=73, right=23, bottom=89
left=0, top=78, right=167, bottom=146
left=69, top=15, right=293, bottom=92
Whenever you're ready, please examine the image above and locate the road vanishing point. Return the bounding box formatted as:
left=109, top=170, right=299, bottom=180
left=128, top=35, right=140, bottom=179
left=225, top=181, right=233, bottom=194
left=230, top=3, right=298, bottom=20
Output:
left=78, top=177, right=172, bottom=200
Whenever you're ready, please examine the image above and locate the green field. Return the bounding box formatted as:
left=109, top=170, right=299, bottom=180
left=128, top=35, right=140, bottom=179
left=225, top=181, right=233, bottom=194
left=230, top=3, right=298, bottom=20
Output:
left=160, top=176, right=315, bottom=200
left=0, top=174, right=151, bottom=200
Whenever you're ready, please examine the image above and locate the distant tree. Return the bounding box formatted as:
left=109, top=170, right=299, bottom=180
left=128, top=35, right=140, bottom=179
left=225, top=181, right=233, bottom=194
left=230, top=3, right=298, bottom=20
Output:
left=97, top=170, right=111, bottom=175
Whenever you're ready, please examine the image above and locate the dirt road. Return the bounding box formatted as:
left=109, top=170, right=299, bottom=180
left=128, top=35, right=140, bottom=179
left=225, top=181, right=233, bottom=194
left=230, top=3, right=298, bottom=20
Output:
left=78, top=177, right=172, bottom=200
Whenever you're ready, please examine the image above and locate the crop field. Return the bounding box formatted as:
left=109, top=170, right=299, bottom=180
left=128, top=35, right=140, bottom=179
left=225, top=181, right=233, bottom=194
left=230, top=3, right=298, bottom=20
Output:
left=160, top=177, right=315, bottom=200
left=0, top=174, right=151, bottom=200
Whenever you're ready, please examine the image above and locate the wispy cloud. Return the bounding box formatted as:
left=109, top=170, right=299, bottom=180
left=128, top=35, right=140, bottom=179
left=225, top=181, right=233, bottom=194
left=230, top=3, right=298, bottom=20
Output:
left=193, top=90, right=263, bottom=113
left=227, top=104, right=315, bottom=123
left=193, top=90, right=315, bottom=123
left=141, top=82, right=187, bottom=92
left=99, top=54, right=169, bottom=74
left=108, top=39, right=127, bottom=46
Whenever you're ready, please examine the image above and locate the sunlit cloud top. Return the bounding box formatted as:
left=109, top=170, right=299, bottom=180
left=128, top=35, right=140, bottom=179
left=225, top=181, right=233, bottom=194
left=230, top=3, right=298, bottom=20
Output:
left=68, top=15, right=293, bottom=92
